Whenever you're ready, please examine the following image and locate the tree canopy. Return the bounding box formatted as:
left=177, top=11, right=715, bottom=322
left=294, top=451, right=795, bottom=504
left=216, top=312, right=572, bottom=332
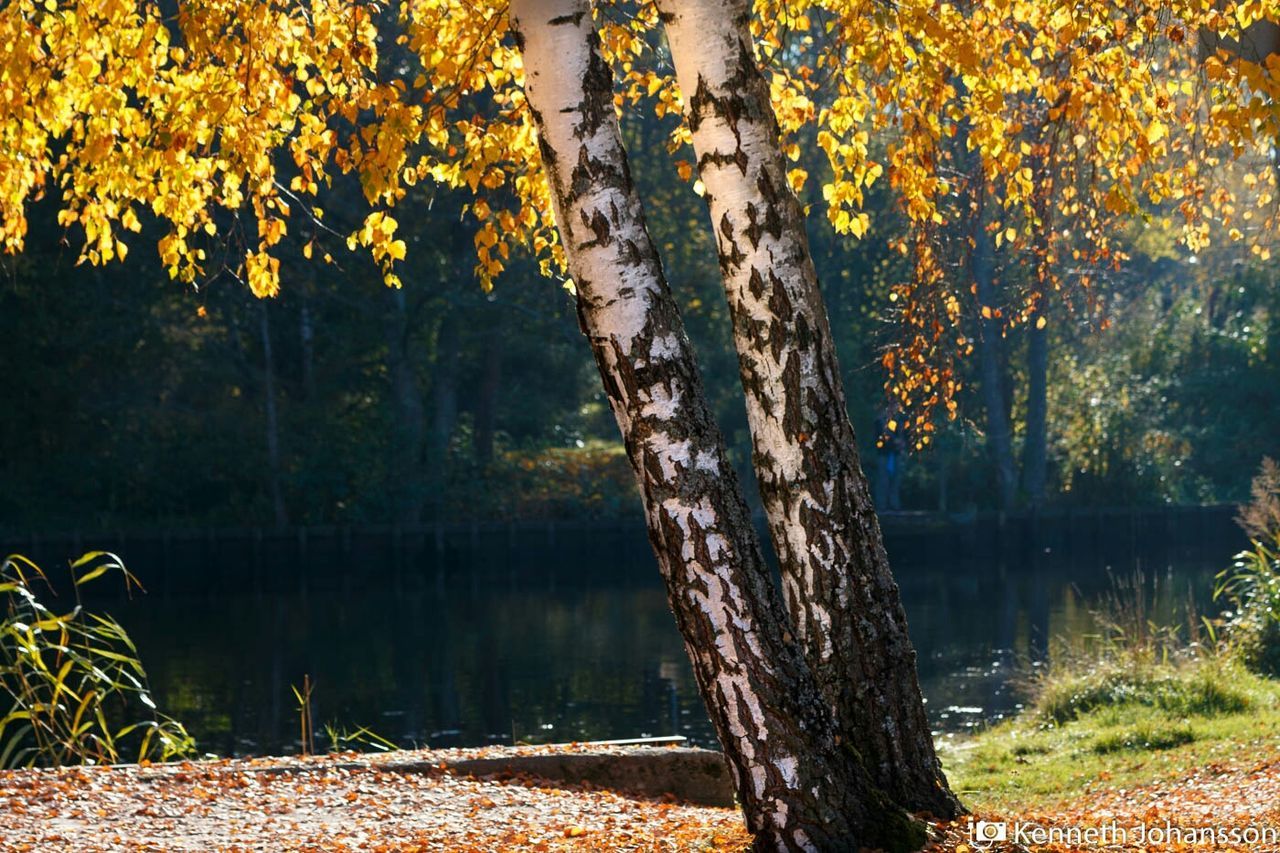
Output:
left=3, top=0, right=1280, bottom=527
left=6, top=0, right=1278, bottom=314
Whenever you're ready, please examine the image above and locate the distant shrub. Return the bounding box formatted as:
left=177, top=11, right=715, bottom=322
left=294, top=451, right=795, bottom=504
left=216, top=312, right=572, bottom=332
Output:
left=0, top=553, right=196, bottom=768
left=1086, top=569, right=1193, bottom=669
left=1034, top=661, right=1251, bottom=725
left=1237, top=457, right=1280, bottom=543
left=1217, top=459, right=1280, bottom=676
left=457, top=440, right=638, bottom=520
left=1024, top=561, right=1260, bottom=725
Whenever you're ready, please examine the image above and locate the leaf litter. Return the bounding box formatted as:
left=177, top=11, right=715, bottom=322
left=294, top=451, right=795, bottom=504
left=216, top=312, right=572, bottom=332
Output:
left=2, top=744, right=1279, bottom=851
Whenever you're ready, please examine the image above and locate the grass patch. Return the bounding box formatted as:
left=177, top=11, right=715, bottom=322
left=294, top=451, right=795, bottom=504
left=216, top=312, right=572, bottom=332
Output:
left=942, top=660, right=1280, bottom=813
left=1091, top=722, right=1195, bottom=754
left=946, top=494, right=1280, bottom=816
left=1035, top=660, right=1252, bottom=724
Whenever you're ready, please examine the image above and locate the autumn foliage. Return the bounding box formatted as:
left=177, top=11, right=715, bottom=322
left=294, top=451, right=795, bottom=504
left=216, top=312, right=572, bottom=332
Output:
left=3, top=0, right=1280, bottom=420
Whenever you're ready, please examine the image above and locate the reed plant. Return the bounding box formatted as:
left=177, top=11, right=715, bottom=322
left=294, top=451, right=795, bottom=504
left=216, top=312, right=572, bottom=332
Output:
left=0, top=552, right=195, bottom=768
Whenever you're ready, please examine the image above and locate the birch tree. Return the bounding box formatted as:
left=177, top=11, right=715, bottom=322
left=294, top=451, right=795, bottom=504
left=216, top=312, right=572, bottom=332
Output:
left=656, top=0, right=961, bottom=817
left=8, top=0, right=1280, bottom=847
left=508, top=0, right=919, bottom=847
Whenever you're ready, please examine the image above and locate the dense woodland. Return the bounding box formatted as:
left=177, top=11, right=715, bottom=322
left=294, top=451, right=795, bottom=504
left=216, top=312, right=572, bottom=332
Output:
left=3, top=102, right=1275, bottom=531
left=4, top=0, right=1280, bottom=533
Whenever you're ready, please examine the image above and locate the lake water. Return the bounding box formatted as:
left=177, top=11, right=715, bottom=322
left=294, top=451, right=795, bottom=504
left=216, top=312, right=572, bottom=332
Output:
left=29, top=513, right=1241, bottom=758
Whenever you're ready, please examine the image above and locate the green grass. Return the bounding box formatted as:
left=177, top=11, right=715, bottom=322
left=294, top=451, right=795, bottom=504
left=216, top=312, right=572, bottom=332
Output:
left=941, top=659, right=1280, bottom=813
left=1034, top=660, right=1253, bottom=724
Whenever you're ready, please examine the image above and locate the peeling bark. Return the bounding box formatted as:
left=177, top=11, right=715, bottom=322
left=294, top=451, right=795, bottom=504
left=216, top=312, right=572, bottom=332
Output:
left=510, top=0, right=920, bottom=847
left=657, top=0, right=961, bottom=818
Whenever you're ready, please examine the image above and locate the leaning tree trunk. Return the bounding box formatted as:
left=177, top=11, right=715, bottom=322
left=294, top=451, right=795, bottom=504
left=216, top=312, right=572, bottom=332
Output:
left=656, top=0, right=961, bottom=819
left=510, top=0, right=920, bottom=848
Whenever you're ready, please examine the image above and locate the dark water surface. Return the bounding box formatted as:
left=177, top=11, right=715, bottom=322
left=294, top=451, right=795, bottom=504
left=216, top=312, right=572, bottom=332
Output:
left=48, top=517, right=1237, bottom=758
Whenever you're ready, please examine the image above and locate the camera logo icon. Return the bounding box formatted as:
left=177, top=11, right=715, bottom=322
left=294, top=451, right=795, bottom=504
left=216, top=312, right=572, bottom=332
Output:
left=969, top=819, right=1008, bottom=847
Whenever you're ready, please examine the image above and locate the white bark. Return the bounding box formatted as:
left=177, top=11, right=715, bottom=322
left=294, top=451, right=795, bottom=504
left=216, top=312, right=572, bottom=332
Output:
left=659, top=0, right=961, bottom=818
left=509, top=0, right=913, bottom=847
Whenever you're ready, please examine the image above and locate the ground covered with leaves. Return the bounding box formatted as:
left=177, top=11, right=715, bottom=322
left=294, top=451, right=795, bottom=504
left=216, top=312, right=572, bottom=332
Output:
left=2, top=737, right=1280, bottom=852
left=0, top=746, right=749, bottom=852
left=939, top=753, right=1280, bottom=852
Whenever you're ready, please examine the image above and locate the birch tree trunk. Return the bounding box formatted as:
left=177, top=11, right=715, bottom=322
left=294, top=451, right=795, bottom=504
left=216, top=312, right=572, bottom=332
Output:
left=510, top=0, right=921, bottom=847
left=657, top=0, right=961, bottom=818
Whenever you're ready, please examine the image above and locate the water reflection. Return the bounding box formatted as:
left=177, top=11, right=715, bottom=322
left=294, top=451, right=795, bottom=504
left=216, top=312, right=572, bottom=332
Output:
left=97, top=547, right=1225, bottom=757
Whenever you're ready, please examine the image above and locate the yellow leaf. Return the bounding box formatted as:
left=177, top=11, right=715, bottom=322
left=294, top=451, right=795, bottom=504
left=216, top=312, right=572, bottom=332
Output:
left=1035, top=316, right=1047, bottom=329
left=245, top=251, right=280, bottom=299
left=850, top=213, right=869, bottom=239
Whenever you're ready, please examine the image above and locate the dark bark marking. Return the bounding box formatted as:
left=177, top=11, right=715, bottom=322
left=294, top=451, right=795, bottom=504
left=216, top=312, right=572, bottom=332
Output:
left=718, top=236, right=745, bottom=275
left=578, top=207, right=612, bottom=249
left=780, top=351, right=803, bottom=440
left=767, top=270, right=793, bottom=321
left=718, top=212, right=734, bottom=242
left=743, top=202, right=763, bottom=249
left=547, top=11, right=586, bottom=25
